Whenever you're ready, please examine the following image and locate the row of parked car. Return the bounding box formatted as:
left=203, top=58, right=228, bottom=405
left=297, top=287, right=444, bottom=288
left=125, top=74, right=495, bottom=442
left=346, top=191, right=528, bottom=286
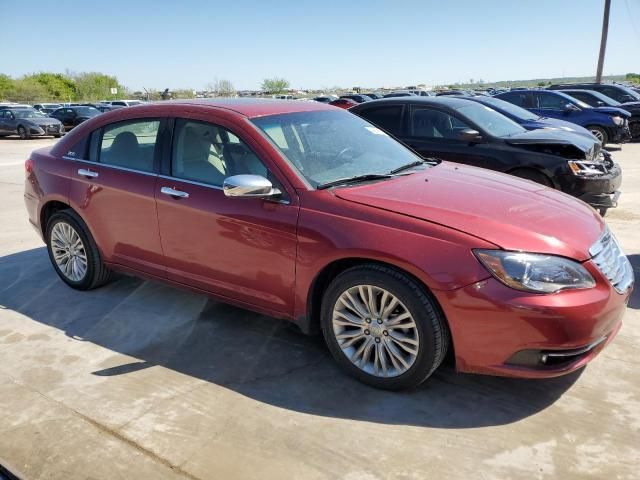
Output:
left=0, top=100, right=143, bottom=139
left=321, top=82, right=640, bottom=145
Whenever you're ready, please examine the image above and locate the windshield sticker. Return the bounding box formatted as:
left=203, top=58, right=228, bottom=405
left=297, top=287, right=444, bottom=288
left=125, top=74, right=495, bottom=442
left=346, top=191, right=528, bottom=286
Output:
left=365, top=126, right=388, bottom=136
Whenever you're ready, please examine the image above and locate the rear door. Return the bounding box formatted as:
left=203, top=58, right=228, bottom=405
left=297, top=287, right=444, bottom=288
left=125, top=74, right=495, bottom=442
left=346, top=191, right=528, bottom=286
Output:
left=154, top=116, right=298, bottom=315
left=67, top=118, right=166, bottom=277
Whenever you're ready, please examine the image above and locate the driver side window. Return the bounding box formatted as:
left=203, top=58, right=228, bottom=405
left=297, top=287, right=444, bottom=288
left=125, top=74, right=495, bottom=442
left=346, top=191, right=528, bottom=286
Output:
left=536, top=93, right=570, bottom=109
left=172, top=119, right=268, bottom=187
left=410, top=108, right=471, bottom=140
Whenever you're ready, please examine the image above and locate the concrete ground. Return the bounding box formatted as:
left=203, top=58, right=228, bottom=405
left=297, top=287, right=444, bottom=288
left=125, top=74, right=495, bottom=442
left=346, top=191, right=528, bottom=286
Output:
left=0, top=136, right=638, bottom=480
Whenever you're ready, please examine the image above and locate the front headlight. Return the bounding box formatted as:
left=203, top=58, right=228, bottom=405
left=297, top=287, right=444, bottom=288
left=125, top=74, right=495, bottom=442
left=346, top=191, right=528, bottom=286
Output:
left=567, top=160, right=606, bottom=176
left=611, top=116, right=624, bottom=126
left=474, top=250, right=595, bottom=293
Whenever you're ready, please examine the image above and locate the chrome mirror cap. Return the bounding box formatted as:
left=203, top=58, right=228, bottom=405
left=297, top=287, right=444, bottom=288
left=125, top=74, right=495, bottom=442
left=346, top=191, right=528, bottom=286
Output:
left=223, top=174, right=281, bottom=198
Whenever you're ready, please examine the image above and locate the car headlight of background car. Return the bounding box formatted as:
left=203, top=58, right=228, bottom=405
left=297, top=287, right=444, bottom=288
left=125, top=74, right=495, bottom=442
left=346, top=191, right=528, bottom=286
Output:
left=611, top=116, right=625, bottom=126
left=567, top=160, right=607, bottom=176
left=474, top=250, right=595, bottom=293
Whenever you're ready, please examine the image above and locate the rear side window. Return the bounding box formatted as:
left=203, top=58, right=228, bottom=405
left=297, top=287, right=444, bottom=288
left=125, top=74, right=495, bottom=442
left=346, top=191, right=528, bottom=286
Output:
left=359, top=106, right=404, bottom=136
left=99, top=119, right=160, bottom=173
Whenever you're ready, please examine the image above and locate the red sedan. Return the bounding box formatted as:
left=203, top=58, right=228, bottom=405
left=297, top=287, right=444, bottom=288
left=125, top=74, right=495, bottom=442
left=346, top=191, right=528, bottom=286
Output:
left=329, top=98, right=358, bottom=109
left=24, top=99, right=633, bottom=389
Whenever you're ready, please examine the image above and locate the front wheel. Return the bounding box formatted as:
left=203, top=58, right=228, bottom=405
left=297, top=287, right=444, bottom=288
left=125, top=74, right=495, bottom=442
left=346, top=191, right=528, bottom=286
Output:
left=321, top=264, right=449, bottom=390
left=587, top=126, right=609, bottom=146
left=46, top=210, right=112, bottom=290
left=17, top=126, right=29, bottom=140
left=510, top=168, right=553, bottom=188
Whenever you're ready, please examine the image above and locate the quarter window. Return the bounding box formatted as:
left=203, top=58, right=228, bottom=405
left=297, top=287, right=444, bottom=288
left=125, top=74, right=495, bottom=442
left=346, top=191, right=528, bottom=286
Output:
left=171, top=119, right=268, bottom=186
left=99, top=119, right=160, bottom=172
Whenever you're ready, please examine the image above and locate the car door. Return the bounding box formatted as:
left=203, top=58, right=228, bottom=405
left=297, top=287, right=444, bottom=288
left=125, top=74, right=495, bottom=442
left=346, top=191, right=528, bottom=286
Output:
left=401, top=105, right=499, bottom=170
left=0, top=111, right=9, bottom=134
left=154, top=116, right=298, bottom=315
left=530, top=92, right=573, bottom=120
left=67, top=117, right=166, bottom=277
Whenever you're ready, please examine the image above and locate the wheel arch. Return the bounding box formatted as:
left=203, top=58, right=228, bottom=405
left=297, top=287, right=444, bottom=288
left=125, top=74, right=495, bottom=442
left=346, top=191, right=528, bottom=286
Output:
left=40, top=200, right=73, bottom=238
left=506, top=166, right=556, bottom=189
left=301, top=257, right=451, bottom=344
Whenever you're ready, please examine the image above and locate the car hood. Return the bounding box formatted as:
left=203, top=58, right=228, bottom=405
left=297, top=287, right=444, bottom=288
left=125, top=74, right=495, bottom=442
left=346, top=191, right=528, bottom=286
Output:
left=31, top=117, right=62, bottom=126
left=504, top=129, right=597, bottom=153
left=619, top=101, right=640, bottom=111
left=333, top=162, right=604, bottom=261
left=523, top=118, right=596, bottom=139
left=591, top=106, right=632, bottom=117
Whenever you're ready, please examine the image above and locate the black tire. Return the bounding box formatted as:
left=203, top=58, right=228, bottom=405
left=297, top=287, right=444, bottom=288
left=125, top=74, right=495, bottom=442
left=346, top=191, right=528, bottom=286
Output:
left=510, top=168, right=554, bottom=188
left=598, top=208, right=608, bottom=217
left=587, top=126, right=609, bottom=146
left=629, top=121, right=640, bottom=140
left=53, top=134, right=62, bottom=138
left=17, top=126, right=29, bottom=140
left=46, top=210, right=112, bottom=290
left=320, top=264, right=449, bottom=390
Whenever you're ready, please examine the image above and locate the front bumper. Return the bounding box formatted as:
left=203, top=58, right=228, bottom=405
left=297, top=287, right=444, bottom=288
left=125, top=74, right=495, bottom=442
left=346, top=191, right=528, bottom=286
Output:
left=434, top=260, right=632, bottom=378
left=559, top=162, right=622, bottom=209
left=609, top=123, right=631, bottom=143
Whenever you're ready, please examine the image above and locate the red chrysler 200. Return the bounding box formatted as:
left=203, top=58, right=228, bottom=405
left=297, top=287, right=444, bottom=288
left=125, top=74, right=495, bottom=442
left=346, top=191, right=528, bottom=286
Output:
left=24, top=99, right=634, bottom=390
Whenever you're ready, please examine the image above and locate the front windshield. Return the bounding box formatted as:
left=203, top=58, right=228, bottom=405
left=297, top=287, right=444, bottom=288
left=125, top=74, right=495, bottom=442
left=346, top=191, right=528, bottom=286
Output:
left=585, top=91, right=620, bottom=106
left=477, top=97, right=539, bottom=120
left=252, top=110, right=427, bottom=188
left=75, top=106, right=100, bottom=116
left=456, top=103, right=526, bottom=137
left=620, top=86, right=640, bottom=101
left=14, top=109, right=45, bottom=119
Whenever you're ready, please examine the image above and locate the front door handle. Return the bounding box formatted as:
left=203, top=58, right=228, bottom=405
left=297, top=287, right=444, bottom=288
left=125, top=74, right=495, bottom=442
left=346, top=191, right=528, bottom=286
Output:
left=160, top=186, right=190, bottom=199
left=78, top=168, right=98, bottom=178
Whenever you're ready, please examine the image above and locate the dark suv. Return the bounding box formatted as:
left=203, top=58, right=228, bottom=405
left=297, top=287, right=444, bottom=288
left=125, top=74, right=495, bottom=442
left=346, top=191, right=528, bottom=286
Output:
left=350, top=97, right=622, bottom=214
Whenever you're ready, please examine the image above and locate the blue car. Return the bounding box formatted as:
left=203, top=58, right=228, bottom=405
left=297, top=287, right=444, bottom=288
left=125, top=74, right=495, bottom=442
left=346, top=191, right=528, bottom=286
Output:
left=495, top=89, right=631, bottom=146
left=461, top=95, right=597, bottom=140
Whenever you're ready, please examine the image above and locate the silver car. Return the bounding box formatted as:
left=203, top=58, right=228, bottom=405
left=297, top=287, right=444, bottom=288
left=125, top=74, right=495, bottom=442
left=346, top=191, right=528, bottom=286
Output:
left=0, top=108, right=64, bottom=139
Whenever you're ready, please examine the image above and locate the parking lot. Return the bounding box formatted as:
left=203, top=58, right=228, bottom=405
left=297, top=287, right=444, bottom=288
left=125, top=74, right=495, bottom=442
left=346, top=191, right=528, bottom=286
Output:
left=0, top=136, right=638, bottom=479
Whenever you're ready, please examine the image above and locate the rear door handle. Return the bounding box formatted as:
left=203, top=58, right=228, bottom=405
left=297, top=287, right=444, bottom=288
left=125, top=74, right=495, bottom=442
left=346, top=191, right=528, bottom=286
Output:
left=78, top=168, right=98, bottom=178
left=160, top=186, right=190, bottom=199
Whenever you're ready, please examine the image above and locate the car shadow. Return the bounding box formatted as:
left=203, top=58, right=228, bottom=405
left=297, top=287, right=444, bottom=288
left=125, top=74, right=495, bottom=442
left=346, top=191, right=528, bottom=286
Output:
left=0, top=247, right=584, bottom=429
left=626, top=254, right=639, bottom=309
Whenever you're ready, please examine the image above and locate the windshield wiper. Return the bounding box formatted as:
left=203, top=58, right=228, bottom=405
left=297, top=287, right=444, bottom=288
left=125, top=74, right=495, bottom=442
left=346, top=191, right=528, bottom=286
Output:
left=388, top=159, right=426, bottom=175
left=316, top=173, right=396, bottom=190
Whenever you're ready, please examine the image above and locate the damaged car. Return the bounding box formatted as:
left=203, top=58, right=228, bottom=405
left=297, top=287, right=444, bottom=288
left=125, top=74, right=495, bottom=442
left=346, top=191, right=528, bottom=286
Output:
left=350, top=97, right=622, bottom=215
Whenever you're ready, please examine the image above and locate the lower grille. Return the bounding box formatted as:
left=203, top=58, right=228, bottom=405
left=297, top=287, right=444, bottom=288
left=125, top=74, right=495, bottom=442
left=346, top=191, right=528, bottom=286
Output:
left=589, top=228, right=634, bottom=294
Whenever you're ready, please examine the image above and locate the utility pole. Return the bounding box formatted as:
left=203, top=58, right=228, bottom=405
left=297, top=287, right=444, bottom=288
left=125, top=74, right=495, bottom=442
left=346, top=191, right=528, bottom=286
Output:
left=596, top=0, right=611, bottom=83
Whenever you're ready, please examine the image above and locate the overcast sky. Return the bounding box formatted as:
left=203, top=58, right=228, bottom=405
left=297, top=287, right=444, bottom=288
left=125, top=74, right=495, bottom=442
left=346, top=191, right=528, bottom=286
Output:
left=3, top=0, right=640, bottom=90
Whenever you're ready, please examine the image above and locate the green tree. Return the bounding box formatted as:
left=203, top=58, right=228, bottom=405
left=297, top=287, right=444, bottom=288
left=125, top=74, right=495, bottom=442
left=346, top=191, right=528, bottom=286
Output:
left=10, top=78, right=49, bottom=102
left=261, top=77, right=290, bottom=94
left=207, top=78, right=235, bottom=97
left=73, top=72, right=125, bottom=101
left=0, top=74, right=15, bottom=100
left=28, top=73, right=77, bottom=101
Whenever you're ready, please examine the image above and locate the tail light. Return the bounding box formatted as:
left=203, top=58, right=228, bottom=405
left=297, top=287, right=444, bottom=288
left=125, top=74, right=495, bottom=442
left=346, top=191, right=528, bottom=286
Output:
left=25, top=158, right=34, bottom=177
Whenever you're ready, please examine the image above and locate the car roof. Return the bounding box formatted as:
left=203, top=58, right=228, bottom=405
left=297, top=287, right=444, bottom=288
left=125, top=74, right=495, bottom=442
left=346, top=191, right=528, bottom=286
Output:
left=155, top=98, right=334, bottom=117
left=354, top=96, right=478, bottom=109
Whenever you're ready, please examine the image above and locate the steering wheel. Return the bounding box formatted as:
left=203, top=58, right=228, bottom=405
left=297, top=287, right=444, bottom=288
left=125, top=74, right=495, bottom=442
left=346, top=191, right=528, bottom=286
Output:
left=336, top=147, right=357, bottom=163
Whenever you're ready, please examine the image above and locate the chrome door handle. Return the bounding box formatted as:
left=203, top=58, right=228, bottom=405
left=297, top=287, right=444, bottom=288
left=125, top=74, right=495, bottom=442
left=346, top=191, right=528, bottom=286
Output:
left=78, top=168, right=98, bottom=178
left=161, top=186, right=190, bottom=199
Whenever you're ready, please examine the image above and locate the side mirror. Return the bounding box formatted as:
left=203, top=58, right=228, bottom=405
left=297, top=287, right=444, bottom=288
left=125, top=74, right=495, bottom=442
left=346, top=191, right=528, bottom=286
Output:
left=223, top=174, right=281, bottom=199
left=621, top=95, right=635, bottom=102
left=457, top=128, right=483, bottom=143
left=563, top=103, right=580, bottom=114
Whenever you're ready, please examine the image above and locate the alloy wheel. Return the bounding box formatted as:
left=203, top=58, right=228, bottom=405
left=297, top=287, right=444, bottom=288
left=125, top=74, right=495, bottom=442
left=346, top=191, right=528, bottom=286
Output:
left=50, top=221, right=88, bottom=282
left=590, top=128, right=605, bottom=143
left=332, top=285, right=420, bottom=378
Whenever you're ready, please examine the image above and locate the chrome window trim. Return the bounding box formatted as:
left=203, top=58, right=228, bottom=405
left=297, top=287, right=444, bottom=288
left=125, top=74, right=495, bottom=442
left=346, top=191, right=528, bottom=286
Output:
left=158, top=174, right=223, bottom=191
left=62, top=156, right=158, bottom=178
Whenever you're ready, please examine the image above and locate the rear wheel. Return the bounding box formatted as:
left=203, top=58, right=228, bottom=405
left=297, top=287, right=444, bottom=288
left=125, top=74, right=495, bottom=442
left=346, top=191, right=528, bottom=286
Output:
left=587, top=126, right=609, bottom=146
left=510, top=168, right=554, bottom=188
left=46, top=210, right=111, bottom=290
left=17, top=126, right=29, bottom=140
left=321, top=264, right=449, bottom=390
